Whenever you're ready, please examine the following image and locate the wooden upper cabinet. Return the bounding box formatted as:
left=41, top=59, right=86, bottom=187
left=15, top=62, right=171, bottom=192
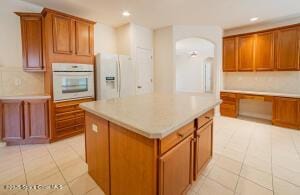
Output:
left=238, top=35, right=255, bottom=71
left=75, top=21, right=93, bottom=56
left=255, top=31, right=275, bottom=71
left=159, top=134, right=194, bottom=195
left=52, top=14, right=73, bottom=54
left=276, top=26, right=300, bottom=70
left=273, top=97, right=299, bottom=129
left=16, top=13, right=43, bottom=71
left=223, top=37, right=237, bottom=72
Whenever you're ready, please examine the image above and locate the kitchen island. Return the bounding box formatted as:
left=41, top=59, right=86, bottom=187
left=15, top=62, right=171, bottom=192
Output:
left=80, top=93, right=221, bottom=195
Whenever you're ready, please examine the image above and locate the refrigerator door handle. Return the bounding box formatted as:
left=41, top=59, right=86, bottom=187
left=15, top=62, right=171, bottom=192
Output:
left=116, top=61, right=119, bottom=94
left=118, top=60, right=121, bottom=97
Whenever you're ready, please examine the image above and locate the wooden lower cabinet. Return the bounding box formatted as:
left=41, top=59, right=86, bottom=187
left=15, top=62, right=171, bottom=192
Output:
left=0, top=100, right=24, bottom=144
left=0, top=99, right=49, bottom=145
left=24, top=99, right=49, bottom=143
left=220, top=92, right=238, bottom=117
left=273, top=97, right=299, bottom=129
left=159, top=134, right=194, bottom=195
left=85, top=110, right=215, bottom=195
left=195, top=120, right=213, bottom=178
left=85, top=113, right=110, bottom=195
left=51, top=98, right=93, bottom=142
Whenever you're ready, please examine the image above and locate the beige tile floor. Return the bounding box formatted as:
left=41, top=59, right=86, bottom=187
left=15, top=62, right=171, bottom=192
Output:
left=1, top=116, right=300, bottom=195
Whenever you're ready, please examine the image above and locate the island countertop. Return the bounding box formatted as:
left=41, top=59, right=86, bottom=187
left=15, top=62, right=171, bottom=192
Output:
left=79, top=93, right=221, bottom=139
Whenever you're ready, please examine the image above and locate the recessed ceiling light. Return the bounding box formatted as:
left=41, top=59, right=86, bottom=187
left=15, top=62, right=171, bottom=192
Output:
left=250, top=17, right=259, bottom=22
left=122, top=11, right=131, bottom=17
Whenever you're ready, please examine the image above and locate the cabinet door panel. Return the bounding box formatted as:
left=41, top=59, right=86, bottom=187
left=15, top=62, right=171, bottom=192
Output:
left=238, top=35, right=254, bottom=71
left=85, top=113, right=110, bottom=195
left=24, top=99, right=48, bottom=141
left=75, top=21, right=92, bottom=56
left=159, top=134, right=194, bottom=195
left=255, top=32, right=275, bottom=70
left=1, top=100, right=24, bottom=142
left=19, top=15, right=43, bottom=71
left=273, top=97, right=298, bottom=128
left=223, top=37, right=237, bottom=71
left=52, top=15, right=73, bottom=54
left=276, top=27, right=299, bottom=70
left=195, top=121, right=213, bottom=177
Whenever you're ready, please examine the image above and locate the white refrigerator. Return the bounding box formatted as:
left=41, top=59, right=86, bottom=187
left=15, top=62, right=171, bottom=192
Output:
left=95, top=53, right=135, bottom=100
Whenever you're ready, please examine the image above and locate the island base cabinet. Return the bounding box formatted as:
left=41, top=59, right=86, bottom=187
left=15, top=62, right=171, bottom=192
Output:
left=85, top=113, right=110, bottom=195
left=195, top=120, right=213, bottom=178
left=109, top=123, right=158, bottom=195
left=159, top=134, right=194, bottom=195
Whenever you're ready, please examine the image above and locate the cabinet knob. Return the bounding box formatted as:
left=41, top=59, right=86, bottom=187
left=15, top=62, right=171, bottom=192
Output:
left=205, top=116, right=210, bottom=119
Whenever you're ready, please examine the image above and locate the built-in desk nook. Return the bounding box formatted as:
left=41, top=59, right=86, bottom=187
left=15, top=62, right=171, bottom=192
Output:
left=220, top=90, right=300, bottom=130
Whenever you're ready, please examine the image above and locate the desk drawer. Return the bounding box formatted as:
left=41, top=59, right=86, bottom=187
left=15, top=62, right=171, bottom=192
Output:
left=221, top=92, right=237, bottom=102
left=197, top=109, right=214, bottom=128
left=220, top=102, right=237, bottom=117
left=160, top=122, right=195, bottom=155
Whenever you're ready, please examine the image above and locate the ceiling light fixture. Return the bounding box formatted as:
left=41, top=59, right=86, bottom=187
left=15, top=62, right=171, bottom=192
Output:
left=250, top=17, right=259, bottom=22
left=190, top=51, right=198, bottom=58
left=122, top=11, right=131, bottom=17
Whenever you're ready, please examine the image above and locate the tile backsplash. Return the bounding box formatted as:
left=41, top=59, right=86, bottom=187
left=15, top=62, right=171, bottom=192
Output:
left=223, top=71, right=300, bottom=94
left=0, top=66, right=44, bottom=96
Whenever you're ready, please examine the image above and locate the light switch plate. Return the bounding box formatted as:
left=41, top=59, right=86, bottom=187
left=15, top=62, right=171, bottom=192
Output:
left=92, top=124, right=98, bottom=133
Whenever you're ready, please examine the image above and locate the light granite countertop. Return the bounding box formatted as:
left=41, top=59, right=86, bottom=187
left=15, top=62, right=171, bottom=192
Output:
left=80, top=93, right=221, bottom=139
left=222, top=90, right=300, bottom=98
left=0, top=94, right=51, bottom=100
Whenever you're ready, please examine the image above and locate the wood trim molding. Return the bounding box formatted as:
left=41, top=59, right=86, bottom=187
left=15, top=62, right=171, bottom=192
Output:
left=41, top=8, right=96, bottom=24
left=224, top=23, right=300, bottom=38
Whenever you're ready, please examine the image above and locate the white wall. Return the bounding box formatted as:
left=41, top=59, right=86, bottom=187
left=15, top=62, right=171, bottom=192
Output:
left=0, top=0, right=44, bottom=96
left=175, top=38, right=214, bottom=93
left=116, top=24, right=131, bottom=55
left=153, top=26, right=175, bottom=93
left=94, top=23, right=117, bottom=54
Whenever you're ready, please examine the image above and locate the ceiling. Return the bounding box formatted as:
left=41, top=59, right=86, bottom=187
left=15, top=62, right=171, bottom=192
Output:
left=22, top=0, right=300, bottom=29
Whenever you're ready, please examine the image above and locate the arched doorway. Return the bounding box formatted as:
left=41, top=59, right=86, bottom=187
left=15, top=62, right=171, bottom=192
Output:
left=175, top=38, right=215, bottom=93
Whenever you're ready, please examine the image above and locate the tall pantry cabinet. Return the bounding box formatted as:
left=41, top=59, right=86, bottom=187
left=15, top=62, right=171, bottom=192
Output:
left=16, top=8, right=95, bottom=143
left=42, top=9, right=95, bottom=142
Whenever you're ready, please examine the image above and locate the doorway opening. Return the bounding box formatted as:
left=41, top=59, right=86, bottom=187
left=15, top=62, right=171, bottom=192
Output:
left=175, top=38, right=215, bottom=94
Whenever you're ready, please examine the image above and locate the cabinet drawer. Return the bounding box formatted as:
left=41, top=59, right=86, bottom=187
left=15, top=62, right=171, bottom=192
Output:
left=56, top=110, right=84, bottom=121
left=220, top=92, right=237, bottom=102
left=160, top=122, right=195, bottom=155
left=55, top=105, right=80, bottom=114
left=197, top=109, right=214, bottom=128
left=220, top=102, right=237, bottom=117
left=56, top=116, right=84, bottom=129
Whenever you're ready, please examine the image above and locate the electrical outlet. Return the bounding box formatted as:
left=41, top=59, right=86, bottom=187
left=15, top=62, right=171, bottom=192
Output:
left=14, top=78, right=21, bottom=86
left=92, top=124, right=98, bottom=133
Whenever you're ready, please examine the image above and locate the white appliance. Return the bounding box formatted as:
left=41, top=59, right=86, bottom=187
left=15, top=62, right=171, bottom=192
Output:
left=95, top=53, right=135, bottom=100
left=52, top=63, right=94, bottom=102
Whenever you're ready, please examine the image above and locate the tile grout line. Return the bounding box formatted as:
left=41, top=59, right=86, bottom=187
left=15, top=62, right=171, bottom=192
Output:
left=19, top=145, right=30, bottom=195
left=46, top=145, right=74, bottom=195
left=234, top=126, right=254, bottom=194
left=271, top=128, right=275, bottom=195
